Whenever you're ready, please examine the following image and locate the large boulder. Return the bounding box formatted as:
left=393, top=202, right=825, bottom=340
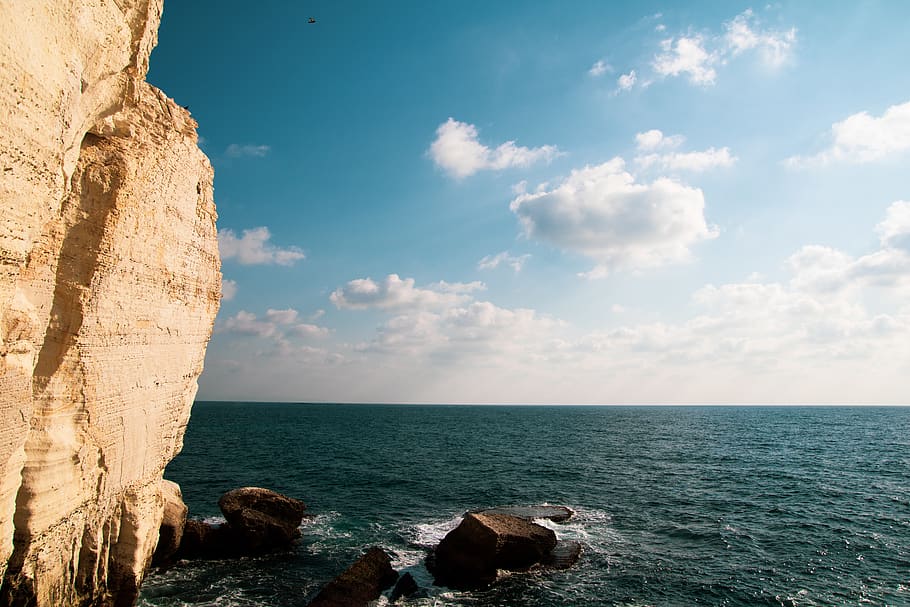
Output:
left=217, top=487, right=307, bottom=552
left=429, top=512, right=557, bottom=589
left=151, top=480, right=188, bottom=566
left=307, top=546, right=399, bottom=607
left=174, top=519, right=239, bottom=560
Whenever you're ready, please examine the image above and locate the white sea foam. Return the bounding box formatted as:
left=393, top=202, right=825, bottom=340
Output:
left=411, top=514, right=464, bottom=548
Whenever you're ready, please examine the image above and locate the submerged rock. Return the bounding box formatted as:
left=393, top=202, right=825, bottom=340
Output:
left=544, top=540, right=583, bottom=569
left=151, top=480, right=188, bottom=566
left=307, top=546, right=398, bottom=607
left=218, top=487, right=307, bottom=552
left=429, top=512, right=557, bottom=589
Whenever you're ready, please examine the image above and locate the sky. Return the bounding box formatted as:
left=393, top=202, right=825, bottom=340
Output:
left=148, top=1, right=910, bottom=404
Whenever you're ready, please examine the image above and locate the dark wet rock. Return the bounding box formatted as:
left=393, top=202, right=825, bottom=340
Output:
left=175, top=518, right=240, bottom=559
left=389, top=572, right=419, bottom=602
left=307, top=546, right=399, bottom=607
left=475, top=505, right=575, bottom=523
left=544, top=540, right=583, bottom=569
left=152, top=480, right=188, bottom=566
left=218, top=487, right=307, bottom=552
left=428, top=512, right=557, bottom=589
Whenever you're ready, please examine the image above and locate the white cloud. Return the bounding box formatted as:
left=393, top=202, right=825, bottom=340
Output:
left=221, top=311, right=278, bottom=338
left=636, top=147, right=736, bottom=172
left=723, top=9, right=796, bottom=68
left=478, top=251, right=531, bottom=272
left=635, top=129, right=685, bottom=151
left=786, top=101, right=910, bottom=167
left=616, top=70, right=637, bottom=91
left=428, top=118, right=560, bottom=179
left=588, top=59, right=611, bottom=77
left=218, top=227, right=305, bottom=266
left=219, top=309, right=329, bottom=341
left=629, top=10, right=797, bottom=89
left=221, top=279, right=237, bottom=301
left=652, top=35, right=718, bottom=85
left=225, top=144, right=271, bottom=157
left=330, top=274, right=483, bottom=310
left=265, top=308, right=299, bottom=325
left=509, top=158, right=718, bottom=277
left=877, top=201, right=910, bottom=250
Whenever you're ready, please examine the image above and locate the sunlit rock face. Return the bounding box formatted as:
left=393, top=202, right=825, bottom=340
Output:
left=0, top=1, right=220, bottom=605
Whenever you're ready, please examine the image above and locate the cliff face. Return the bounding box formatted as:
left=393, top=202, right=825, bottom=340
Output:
left=0, top=2, right=220, bottom=605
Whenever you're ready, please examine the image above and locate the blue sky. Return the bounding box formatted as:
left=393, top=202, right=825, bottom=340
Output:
left=149, top=1, right=910, bottom=403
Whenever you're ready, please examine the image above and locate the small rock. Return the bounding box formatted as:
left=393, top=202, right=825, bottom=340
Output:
left=429, top=512, right=557, bottom=589
left=217, top=487, right=307, bottom=552
left=389, top=572, right=419, bottom=602
left=152, top=480, right=187, bottom=566
left=307, top=547, right=399, bottom=607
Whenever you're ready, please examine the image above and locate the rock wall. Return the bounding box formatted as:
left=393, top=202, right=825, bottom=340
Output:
left=0, top=1, right=220, bottom=605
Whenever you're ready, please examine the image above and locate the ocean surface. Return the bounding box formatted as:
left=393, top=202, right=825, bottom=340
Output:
left=138, top=403, right=910, bottom=607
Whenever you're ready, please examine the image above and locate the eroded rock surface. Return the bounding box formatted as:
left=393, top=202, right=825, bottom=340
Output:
left=0, top=1, right=220, bottom=605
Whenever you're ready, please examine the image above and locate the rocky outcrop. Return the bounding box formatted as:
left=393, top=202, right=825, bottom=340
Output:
left=307, top=547, right=398, bottom=607
left=151, top=480, right=188, bottom=567
left=429, top=512, right=558, bottom=589
left=0, top=1, right=220, bottom=605
left=218, top=487, right=307, bottom=552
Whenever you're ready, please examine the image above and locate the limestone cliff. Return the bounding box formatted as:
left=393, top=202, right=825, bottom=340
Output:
left=0, top=1, right=220, bottom=605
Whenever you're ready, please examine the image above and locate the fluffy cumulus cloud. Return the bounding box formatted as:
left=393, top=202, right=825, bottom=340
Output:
left=219, top=308, right=330, bottom=342
left=225, top=144, right=271, bottom=157
left=509, top=158, right=718, bottom=277
left=221, top=279, right=238, bottom=301
left=206, top=205, right=910, bottom=403
left=218, top=227, right=305, bottom=266
left=652, top=35, right=718, bottom=85
left=477, top=251, right=531, bottom=272
left=786, top=101, right=910, bottom=167
left=330, top=274, right=484, bottom=310
left=615, top=10, right=796, bottom=91
left=429, top=118, right=560, bottom=179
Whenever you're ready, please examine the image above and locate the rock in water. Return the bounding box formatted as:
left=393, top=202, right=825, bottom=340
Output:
left=307, top=547, right=399, bottom=607
left=152, top=480, right=188, bottom=566
left=218, top=487, right=307, bottom=552
left=389, top=572, right=420, bottom=602
left=429, top=512, right=557, bottom=589
left=0, top=1, right=220, bottom=605
left=476, top=505, right=575, bottom=523
left=544, top=540, right=583, bottom=569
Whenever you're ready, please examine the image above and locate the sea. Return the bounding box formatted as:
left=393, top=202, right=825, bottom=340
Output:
left=138, top=403, right=910, bottom=607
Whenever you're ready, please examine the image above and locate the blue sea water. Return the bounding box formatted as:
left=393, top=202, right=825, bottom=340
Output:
left=138, top=403, right=910, bottom=607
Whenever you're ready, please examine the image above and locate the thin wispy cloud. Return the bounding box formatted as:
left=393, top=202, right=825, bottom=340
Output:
left=225, top=143, right=271, bottom=157
left=478, top=251, right=531, bottom=272
left=615, top=9, right=796, bottom=91
left=429, top=118, right=560, bottom=179
left=331, top=274, right=484, bottom=310
left=588, top=59, right=611, bottom=77
left=786, top=100, right=910, bottom=167
left=218, top=227, right=305, bottom=266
